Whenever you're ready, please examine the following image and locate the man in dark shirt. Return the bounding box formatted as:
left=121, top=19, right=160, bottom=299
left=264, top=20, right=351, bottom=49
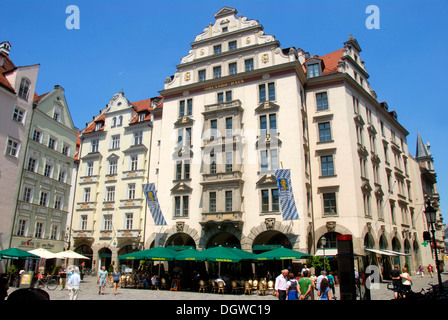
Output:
left=390, top=265, right=402, bottom=299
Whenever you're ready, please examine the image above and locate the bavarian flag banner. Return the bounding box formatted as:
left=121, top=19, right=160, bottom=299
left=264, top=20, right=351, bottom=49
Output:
left=143, top=183, right=167, bottom=226
left=275, top=169, right=299, bottom=220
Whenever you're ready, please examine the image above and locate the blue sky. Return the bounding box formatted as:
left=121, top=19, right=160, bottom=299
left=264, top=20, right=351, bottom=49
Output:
left=2, top=0, right=447, bottom=222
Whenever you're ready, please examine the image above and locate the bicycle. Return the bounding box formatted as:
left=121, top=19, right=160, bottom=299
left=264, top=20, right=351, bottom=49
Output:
left=34, top=275, right=59, bottom=291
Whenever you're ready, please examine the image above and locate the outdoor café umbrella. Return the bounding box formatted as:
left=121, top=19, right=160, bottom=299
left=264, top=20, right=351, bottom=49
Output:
left=196, top=246, right=247, bottom=277
left=28, top=248, right=58, bottom=259
left=255, top=247, right=311, bottom=261
left=0, top=248, right=40, bottom=260
left=55, top=250, right=90, bottom=260
left=174, top=248, right=204, bottom=261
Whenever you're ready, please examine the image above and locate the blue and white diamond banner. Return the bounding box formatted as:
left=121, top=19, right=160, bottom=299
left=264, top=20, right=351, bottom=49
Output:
left=143, top=183, right=167, bottom=226
left=275, top=169, right=299, bottom=220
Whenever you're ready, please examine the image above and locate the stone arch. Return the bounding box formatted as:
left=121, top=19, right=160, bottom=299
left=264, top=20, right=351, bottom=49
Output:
left=200, top=225, right=242, bottom=249
left=145, top=223, right=200, bottom=249
left=245, top=219, right=298, bottom=251
left=314, top=221, right=352, bottom=250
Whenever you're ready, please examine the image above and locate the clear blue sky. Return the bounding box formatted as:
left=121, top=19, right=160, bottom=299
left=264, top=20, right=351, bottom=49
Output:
left=3, top=0, right=447, bottom=222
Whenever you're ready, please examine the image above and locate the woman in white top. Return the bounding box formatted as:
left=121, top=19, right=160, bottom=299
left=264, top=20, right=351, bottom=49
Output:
left=400, top=267, right=412, bottom=298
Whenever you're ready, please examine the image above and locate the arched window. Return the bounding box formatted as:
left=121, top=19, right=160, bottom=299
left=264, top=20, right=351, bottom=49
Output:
left=112, top=117, right=117, bottom=127
left=18, top=78, right=31, bottom=100
left=118, top=115, right=123, bottom=126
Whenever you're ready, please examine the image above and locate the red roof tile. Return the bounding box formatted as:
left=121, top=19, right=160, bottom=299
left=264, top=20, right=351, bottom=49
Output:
left=0, top=51, right=16, bottom=93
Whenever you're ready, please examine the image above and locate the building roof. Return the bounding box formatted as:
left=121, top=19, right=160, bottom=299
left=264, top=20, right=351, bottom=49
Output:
left=0, top=51, right=16, bottom=93
left=303, top=48, right=345, bottom=76
left=416, top=131, right=431, bottom=159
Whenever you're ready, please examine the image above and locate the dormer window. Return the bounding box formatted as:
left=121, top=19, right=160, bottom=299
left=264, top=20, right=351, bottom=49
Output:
left=95, top=123, right=102, bottom=131
left=138, top=113, right=146, bottom=122
left=307, top=63, right=320, bottom=78
left=18, top=78, right=31, bottom=100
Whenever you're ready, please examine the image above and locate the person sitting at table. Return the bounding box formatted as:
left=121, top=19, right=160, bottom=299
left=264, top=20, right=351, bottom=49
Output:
left=215, top=276, right=226, bottom=286
left=136, top=272, right=149, bottom=288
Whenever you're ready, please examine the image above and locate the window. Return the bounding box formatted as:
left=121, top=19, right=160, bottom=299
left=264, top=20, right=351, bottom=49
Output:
left=369, top=134, right=376, bottom=154
left=225, top=191, right=233, bottom=212
left=111, top=135, right=120, bottom=149
left=80, top=215, right=88, bottom=230
left=214, top=44, right=222, bottom=54
left=118, top=115, right=123, bottom=126
left=363, top=193, right=371, bottom=217
left=318, top=122, right=332, bottom=142
left=228, top=41, right=237, bottom=51
left=103, top=215, right=113, bottom=231
left=22, top=187, right=33, bottom=203
left=323, top=193, right=337, bottom=215
left=50, top=224, right=59, bottom=240
left=95, top=123, right=102, bottom=131
left=125, top=213, right=133, bottom=230
left=377, top=197, right=384, bottom=220
left=83, top=188, right=91, bottom=202
left=6, top=138, right=20, bottom=157
left=178, top=127, right=192, bottom=147
left=360, top=157, right=367, bottom=178
left=39, top=191, right=48, bottom=207
left=390, top=202, right=396, bottom=223
left=175, top=161, right=182, bottom=180
left=12, top=107, right=25, bottom=123
left=229, top=62, right=237, bottom=75
left=259, top=114, right=277, bottom=135
left=210, top=119, right=217, bottom=140
left=106, top=186, right=115, bottom=202
left=112, top=117, right=117, bottom=127
left=260, top=149, right=278, bottom=171
left=226, top=117, right=233, bottom=137
left=138, top=113, right=145, bottom=122
left=62, top=144, right=70, bottom=156
left=272, top=189, right=279, bottom=211
left=174, top=196, right=181, bottom=216
left=210, top=150, right=217, bottom=174
left=179, top=99, right=193, bottom=117
left=133, top=131, right=143, bottom=145
left=307, top=63, right=320, bottom=78
left=44, top=164, right=53, bottom=178
left=174, top=196, right=189, bottom=217
left=18, top=78, right=30, bottom=100
left=35, top=222, right=44, bottom=238
left=32, top=129, right=42, bottom=143
left=27, top=157, right=37, bottom=172
left=86, top=162, right=94, bottom=176
left=316, top=92, right=328, bottom=110
left=261, top=188, right=279, bottom=212
left=17, top=219, right=27, bottom=236
left=259, top=83, right=275, bottom=102
left=245, top=58, right=254, bottom=72
left=353, top=96, right=359, bottom=114
left=183, top=196, right=189, bottom=216
left=321, top=155, right=334, bottom=176
left=53, top=106, right=61, bottom=122
left=225, top=152, right=233, bottom=172
left=213, top=66, right=221, bottom=79
left=198, top=70, right=206, bottom=82
left=48, top=137, right=57, bottom=150
left=91, top=139, right=99, bottom=152
left=261, top=190, right=269, bottom=212
left=209, top=192, right=217, bottom=212
left=184, top=161, right=190, bottom=180
left=356, top=126, right=363, bottom=145
left=54, top=196, right=63, bottom=210
left=130, top=155, right=138, bottom=171
left=108, top=160, right=117, bottom=175
left=373, top=165, right=380, bottom=184
left=128, top=183, right=136, bottom=200
left=217, top=91, right=232, bottom=103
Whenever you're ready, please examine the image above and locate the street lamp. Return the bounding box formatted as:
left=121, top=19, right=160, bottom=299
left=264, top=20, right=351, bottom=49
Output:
left=424, top=199, right=443, bottom=293
left=321, top=236, right=327, bottom=273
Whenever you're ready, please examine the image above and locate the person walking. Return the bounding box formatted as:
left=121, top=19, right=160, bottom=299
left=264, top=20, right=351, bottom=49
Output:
left=97, top=266, right=108, bottom=295
left=417, top=265, right=424, bottom=277
left=327, top=272, right=335, bottom=299
left=67, top=267, right=81, bottom=300
left=400, top=267, right=412, bottom=298
left=286, top=273, right=298, bottom=300
left=317, top=278, right=332, bottom=300
left=298, top=270, right=313, bottom=300
left=427, top=264, right=434, bottom=278
left=274, top=269, right=289, bottom=300
left=59, top=265, right=67, bottom=290
left=390, top=265, right=402, bottom=299
left=113, top=268, right=121, bottom=295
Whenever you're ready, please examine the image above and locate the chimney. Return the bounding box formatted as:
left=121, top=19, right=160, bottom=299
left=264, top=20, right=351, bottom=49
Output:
left=0, top=41, right=11, bottom=56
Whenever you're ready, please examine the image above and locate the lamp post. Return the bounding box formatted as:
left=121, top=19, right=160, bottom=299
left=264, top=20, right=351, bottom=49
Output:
left=424, top=199, right=443, bottom=293
left=321, top=236, right=327, bottom=273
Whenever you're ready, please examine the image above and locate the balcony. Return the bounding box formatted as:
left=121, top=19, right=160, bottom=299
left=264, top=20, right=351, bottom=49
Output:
left=122, top=170, right=145, bottom=180
left=201, top=210, right=243, bottom=228
left=119, top=199, right=144, bottom=208
left=72, top=230, right=94, bottom=240
left=202, top=99, right=242, bottom=115
left=76, top=202, right=96, bottom=211
left=79, top=175, right=99, bottom=184
left=117, top=229, right=141, bottom=240
left=201, top=170, right=242, bottom=185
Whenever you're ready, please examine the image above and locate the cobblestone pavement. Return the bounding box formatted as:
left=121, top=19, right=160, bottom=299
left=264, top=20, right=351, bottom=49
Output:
left=7, top=268, right=448, bottom=301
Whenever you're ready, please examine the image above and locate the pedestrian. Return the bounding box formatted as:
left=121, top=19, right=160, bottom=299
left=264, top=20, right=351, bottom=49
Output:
left=417, top=265, right=424, bottom=277
left=97, top=266, right=108, bottom=295
left=298, top=270, right=313, bottom=300
left=301, top=264, right=310, bottom=276
left=327, top=271, right=335, bottom=298
left=316, top=270, right=327, bottom=291
left=400, top=267, right=412, bottom=298
left=113, top=267, right=121, bottom=295
left=274, top=269, right=289, bottom=300
left=59, top=265, right=67, bottom=290
left=427, top=264, right=434, bottom=278
left=317, top=278, right=332, bottom=300
left=286, top=273, right=298, bottom=300
left=67, top=267, right=81, bottom=300
left=390, top=265, right=402, bottom=299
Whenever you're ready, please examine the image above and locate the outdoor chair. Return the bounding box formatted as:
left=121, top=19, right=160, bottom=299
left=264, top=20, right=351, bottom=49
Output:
left=211, top=281, right=218, bottom=293
left=244, top=281, right=252, bottom=295
left=160, top=278, right=167, bottom=290
left=258, top=281, right=267, bottom=295
left=252, top=279, right=259, bottom=295
left=231, top=280, right=242, bottom=294
left=266, top=280, right=275, bottom=295
left=217, top=281, right=225, bottom=294
left=199, top=280, right=207, bottom=293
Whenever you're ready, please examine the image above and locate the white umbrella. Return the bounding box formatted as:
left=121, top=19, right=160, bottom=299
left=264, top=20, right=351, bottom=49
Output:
left=55, top=250, right=90, bottom=260
left=28, top=248, right=58, bottom=259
